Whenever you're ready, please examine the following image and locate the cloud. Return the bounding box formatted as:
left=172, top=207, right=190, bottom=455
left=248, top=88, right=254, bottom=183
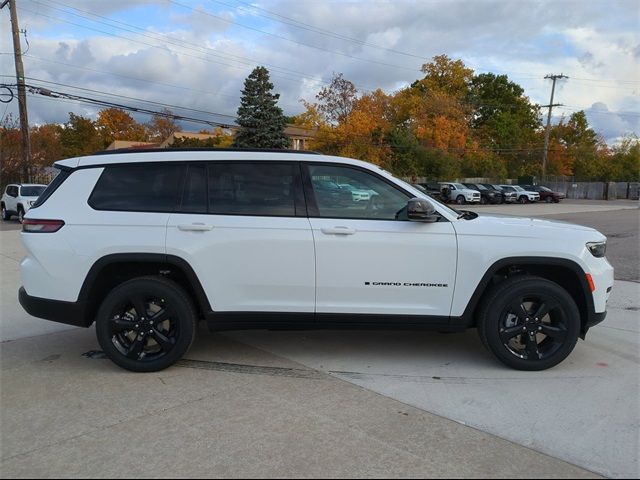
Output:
left=0, top=0, right=637, bottom=143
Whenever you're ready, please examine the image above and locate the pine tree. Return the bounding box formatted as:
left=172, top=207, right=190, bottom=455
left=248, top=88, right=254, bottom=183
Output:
left=233, top=66, right=290, bottom=149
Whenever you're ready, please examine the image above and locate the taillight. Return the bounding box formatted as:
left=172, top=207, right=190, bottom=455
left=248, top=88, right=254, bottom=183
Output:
left=22, top=219, right=65, bottom=233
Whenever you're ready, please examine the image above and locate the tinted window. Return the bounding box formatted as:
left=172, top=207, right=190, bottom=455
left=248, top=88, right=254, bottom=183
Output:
left=308, top=164, right=409, bottom=220
left=180, top=164, right=207, bottom=213
left=31, top=169, right=71, bottom=209
left=7, top=186, right=18, bottom=197
left=20, top=186, right=47, bottom=197
left=90, top=164, right=185, bottom=212
left=208, top=163, right=296, bottom=216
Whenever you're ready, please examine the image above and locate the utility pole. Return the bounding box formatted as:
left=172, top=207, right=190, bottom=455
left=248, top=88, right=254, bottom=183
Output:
left=541, top=73, right=568, bottom=180
left=2, top=0, right=31, bottom=182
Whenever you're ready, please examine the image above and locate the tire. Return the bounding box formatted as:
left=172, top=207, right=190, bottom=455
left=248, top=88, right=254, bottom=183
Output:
left=1, top=204, right=9, bottom=221
left=95, top=276, right=197, bottom=372
left=480, top=196, right=488, bottom=205
left=519, top=196, right=528, bottom=204
left=545, top=196, right=553, bottom=203
left=477, top=275, right=580, bottom=371
left=17, top=207, right=24, bottom=223
left=456, top=195, right=465, bottom=205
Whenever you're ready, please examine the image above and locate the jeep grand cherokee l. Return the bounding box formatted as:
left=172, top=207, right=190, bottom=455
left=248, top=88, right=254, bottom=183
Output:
left=19, top=149, right=613, bottom=372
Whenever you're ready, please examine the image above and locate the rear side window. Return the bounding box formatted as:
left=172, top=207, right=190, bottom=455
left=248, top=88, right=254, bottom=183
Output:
left=31, top=169, right=71, bottom=209
left=208, top=163, right=296, bottom=216
left=180, top=164, right=207, bottom=214
left=89, top=164, right=186, bottom=212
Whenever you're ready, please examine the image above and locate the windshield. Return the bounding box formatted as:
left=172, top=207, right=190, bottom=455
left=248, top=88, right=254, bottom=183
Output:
left=20, top=186, right=47, bottom=197
left=452, top=183, right=467, bottom=190
left=540, top=186, right=552, bottom=192
left=512, top=186, right=525, bottom=192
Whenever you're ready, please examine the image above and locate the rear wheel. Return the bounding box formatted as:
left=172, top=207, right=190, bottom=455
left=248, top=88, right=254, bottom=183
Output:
left=477, top=276, right=580, bottom=370
left=95, top=276, right=196, bottom=372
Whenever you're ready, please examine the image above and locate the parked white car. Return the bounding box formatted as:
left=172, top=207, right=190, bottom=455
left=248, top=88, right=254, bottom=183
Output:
left=19, top=149, right=613, bottom=373
left=337, top=183, right=374, bottom=202
left=500, top=185, right=541, bottom=204
left=1, top=183, right=47, bottom=222
left=439, top=182, right=481, bottom=204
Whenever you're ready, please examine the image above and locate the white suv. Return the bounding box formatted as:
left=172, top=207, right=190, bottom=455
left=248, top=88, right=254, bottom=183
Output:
left=18, top=149, right=613, bottom=372
left=500, top=185, right=541, bottom=204
left=439, top=182, right=481, bottom=204
left=1, top=183, right=47, bottom=222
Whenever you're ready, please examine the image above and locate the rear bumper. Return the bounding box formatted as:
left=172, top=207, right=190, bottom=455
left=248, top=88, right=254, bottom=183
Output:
left=18, top=287, right=91, bottom=328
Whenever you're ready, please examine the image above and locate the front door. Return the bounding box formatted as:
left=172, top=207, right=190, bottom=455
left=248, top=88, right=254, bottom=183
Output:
left=304, top=163, right=457, bottom=317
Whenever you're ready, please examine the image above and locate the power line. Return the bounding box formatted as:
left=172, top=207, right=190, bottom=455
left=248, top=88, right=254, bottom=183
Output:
left=210, top=0, right=426, bottom=59
left=167, top=0, right=418, bottom=72
left=19, top=2, right=365, bottom=93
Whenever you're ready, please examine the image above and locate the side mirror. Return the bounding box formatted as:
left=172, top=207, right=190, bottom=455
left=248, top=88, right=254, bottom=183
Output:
left=407, top=197, right=438, bottom=222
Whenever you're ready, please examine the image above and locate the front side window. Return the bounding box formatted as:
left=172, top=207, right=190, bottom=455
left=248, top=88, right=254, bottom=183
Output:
left=307, top=164, right=409, bottom=220
left=208, top=163, right=296, bottom=216
left=89, top=163, right=186, bottom=212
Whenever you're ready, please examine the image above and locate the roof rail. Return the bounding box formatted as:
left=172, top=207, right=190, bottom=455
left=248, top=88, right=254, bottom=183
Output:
left=91, top=147, right=322, bottom=156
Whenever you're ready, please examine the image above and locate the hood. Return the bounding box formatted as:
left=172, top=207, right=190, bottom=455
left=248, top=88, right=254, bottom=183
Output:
left=458, top=213, right=606, bottom=242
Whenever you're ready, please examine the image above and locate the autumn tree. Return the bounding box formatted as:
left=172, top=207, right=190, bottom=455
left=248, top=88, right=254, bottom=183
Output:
left=170, top=128, right=234, bottom=148
left=58, top=113, right=103, bottom=158
left=147, top=108, right=182, bottom=142
left=96, top=108, right=147, bottom=147
left=233, top=66, right=289, bottom=149
left=316, top=73, right=358, bottom=124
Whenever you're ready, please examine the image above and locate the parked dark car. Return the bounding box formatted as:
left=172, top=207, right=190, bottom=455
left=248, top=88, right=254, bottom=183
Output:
left=481, top=184, right=515, bottom=203
left=463, top=183, right=501, bottom=204
left=521, top=185, right=566, bottom=203
left=415, top=182, right=443, bottom=200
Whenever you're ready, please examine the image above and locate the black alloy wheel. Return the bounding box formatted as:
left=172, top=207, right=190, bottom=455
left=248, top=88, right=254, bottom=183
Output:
left=96, top=276, right=196, bottom=372
left=519, top=196, right=528, bottom=204
left=545, top=196, right=553, bottom=203
left=477, top=276, right=580, bottom=370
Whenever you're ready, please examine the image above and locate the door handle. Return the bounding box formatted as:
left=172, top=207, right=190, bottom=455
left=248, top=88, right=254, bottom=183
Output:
left=321, top=226, right=356, bottom=235
left=178, top=223, right=214, bottom=231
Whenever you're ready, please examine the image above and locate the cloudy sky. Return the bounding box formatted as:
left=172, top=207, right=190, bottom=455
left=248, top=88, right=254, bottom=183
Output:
left=1, top=0, right=638, bottom=143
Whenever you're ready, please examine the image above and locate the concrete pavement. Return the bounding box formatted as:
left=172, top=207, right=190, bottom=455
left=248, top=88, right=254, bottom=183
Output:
left=1, top=202, right=638, bottom=478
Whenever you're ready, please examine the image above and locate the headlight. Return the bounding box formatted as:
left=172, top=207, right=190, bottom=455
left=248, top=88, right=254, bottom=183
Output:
left=587, top=241, right=607, bottom=258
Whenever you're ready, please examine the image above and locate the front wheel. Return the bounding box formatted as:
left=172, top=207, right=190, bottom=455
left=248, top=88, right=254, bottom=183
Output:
left=477, top=276, right=580, bottom=370
left=456, top=195, right=466, bottom=205
left=545, top=196, right=553, bottom=203
left=1, top=205, right=9, bottom=221
left=480, top=196, right=488, bottom=205
left=519, top=196, right=528, bottom=204
left=95, top=276, right=196, bottom=372
left=17, top=207, right=24, bottom=223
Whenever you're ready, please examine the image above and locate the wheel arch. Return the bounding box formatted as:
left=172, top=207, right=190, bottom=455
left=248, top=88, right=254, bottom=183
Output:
left=461, top=257, right=595, bottom=337
left=79, top=253, right=212, bottom=326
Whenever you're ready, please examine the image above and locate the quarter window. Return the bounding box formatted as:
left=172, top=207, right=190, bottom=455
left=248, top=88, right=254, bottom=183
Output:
left=89, top=164, right=186, bottom=212
left=208, top=163, right=296, bottom=216
left=307, top=164, right=409, bottom=220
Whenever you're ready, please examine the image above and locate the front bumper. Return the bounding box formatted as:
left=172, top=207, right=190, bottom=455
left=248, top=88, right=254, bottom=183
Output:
left=19, top=287, right=91, bottom=327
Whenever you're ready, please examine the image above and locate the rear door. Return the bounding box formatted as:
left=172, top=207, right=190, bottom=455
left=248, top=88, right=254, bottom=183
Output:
left=304, top=163, right=457, bottom=317
left=166, top=161, right=315, bottom=313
